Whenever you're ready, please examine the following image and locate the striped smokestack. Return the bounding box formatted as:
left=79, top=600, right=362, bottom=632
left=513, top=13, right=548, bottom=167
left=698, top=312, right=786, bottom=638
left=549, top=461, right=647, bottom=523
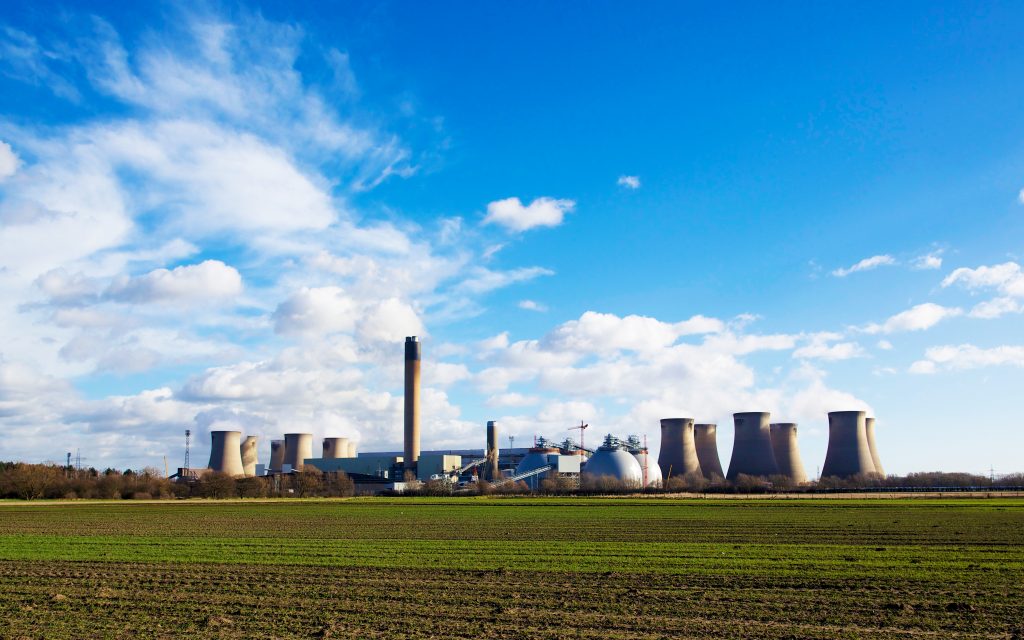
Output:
left=404, top=336, right=421, bottom=467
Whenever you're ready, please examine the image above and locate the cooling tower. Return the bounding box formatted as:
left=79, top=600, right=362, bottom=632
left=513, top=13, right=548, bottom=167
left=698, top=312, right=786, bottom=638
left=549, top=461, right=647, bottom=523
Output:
left=284, top=433, right=313, bottom=471
left=208, top=430, right=245, bottom=477
left=404, top=336, right=421, bottom=467
left=865, top=417, right=885, bottom=477
left=821, top=411, right=877, bottom=479
left=694, top=423, right=725, bottom=479
left=347, top=441, right=358, bottom=458
left=486, top=421, right=499, bottom=481
left=269, top=439, right=285, bottom=472
left=322, top=437, right=349, bottom=459
left=726, top=412, right=779, bottom=480
left=240, top=435, right=259, bottom=477
left=769, top=423, right=808, bottom=484
left=658, top=418, right=701, bottom=480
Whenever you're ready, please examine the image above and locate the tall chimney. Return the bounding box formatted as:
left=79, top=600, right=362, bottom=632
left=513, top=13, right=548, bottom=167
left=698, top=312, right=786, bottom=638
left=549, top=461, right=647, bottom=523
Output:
left=486, top=421, right=499, bottom=480
left=404, top=336, right=421, bottom=467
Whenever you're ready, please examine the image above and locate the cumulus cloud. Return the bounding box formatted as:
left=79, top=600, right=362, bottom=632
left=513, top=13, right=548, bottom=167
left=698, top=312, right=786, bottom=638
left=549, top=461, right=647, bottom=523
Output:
left=942, top=262, right=1024, bottom=298
left=831, top=254, right=897, bottom=277
left=1018, top=188, right=1024, bottom=205
left=0, top=141, right=20, bottom=179
left=273, top=287, right=358, bottom=335
left=911, top=251, right=943, bottom=270
left=617, top=175, right=640, bottom=189
left=105, top=260, right=243, bottom=303
left=861, top=303, right=963, bottom=334
left=483, top=196, right=575, bottom=232
left=518, top=300, right=547, bottom=312
left=910, top=344, right=1024, bottom=374
left=792, top=333, right=864, bottom=361
left=969, top=297, right=1021, bottom=319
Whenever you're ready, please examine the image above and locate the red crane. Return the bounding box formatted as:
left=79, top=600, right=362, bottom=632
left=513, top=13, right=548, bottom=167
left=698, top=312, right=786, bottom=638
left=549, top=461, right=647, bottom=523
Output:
left=569, top=421, right=589, bottom=454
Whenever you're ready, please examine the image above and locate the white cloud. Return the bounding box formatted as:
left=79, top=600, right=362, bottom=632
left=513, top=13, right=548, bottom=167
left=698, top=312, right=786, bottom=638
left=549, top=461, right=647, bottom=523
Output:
left=485, top=392, right=541, bottom=408
left=273, top=287, right=358, bottom=335
left=792, top=333, right=864, bottom=361
left=942, top=262, right=1024, bottom=298
left=876, top=340, right=893, bottom=350
left=911, top=251, right=943, bottom=270
left=518, top=299, right=547, bottom=312
left=456, top=266, right=554, bottom=295
left=617, top=175, right=640, bottom=189
left=969, top=297, right=1021, bottom=319
left=861, top=303, right=963, bottom=334
left=483, top=196, right=575, bottom=232
left=0, top=140, right=20, bottom=180
left=910, top=344, right=1024, bottom=373
left=105, top=260, right=242, bottom=303
left=831, top=254, right=897, bottom=277
left=543, top=311, right=725, bottom=355
left=1018, top=188, right=1024, bottom=205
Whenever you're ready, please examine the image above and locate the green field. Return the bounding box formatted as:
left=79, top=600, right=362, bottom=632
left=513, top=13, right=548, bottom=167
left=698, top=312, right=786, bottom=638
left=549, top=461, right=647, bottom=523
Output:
left=1, top=497, right=1022, bottom=639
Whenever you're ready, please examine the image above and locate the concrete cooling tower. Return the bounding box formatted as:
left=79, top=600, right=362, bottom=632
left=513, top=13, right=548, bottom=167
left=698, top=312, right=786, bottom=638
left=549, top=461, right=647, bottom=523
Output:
left=726, top=412, right=779, bottom=480
left=284, top=433, right=313, bottom=471
left=865, top=417, right=885, bottom=477
left=347, top=441, right=358, bottom=458
left=404, top=336, right=421, bottom=467
left=269, top=439, right=285, bottom=472
left=769, top=423, right=807, bottom=484
left=208, top=430, right=245, bottom=477
left=821, top=411, right=877, bottom=479
left=658, top=418, right=702, bottom=480
left=322, top=437, right=349, bottom=459
left=486, top=421, right=500, bottom=481
left=240, top=435, right=259, bottom=477
left=694, top=423, right=725, bottom=479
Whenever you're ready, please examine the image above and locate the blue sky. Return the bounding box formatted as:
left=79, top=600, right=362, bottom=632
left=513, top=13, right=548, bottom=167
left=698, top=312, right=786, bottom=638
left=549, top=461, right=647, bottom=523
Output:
left=1, top=1, right=1023, bottom=475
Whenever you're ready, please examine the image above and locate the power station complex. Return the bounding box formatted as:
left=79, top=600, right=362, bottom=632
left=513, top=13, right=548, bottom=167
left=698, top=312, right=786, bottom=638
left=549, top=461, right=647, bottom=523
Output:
left=184, top=337, right=887, bottom=491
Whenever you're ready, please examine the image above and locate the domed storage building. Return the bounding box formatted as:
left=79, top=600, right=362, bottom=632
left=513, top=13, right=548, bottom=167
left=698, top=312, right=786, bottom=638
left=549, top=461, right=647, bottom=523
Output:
left=514, top=445, right=563, bottom=490
left=582, top=435, right=644, bottom=488
left=623, top=435, right=662, bottom=487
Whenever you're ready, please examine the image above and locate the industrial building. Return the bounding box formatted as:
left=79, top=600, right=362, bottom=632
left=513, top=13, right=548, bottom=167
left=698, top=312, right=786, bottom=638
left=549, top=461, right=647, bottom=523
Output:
left=178, top=336, right=886, bottom=490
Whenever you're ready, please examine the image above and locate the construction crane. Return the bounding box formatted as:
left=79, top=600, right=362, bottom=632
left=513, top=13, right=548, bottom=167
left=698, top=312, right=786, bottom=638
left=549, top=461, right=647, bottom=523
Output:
left=569, top=421, right=589, bottom=453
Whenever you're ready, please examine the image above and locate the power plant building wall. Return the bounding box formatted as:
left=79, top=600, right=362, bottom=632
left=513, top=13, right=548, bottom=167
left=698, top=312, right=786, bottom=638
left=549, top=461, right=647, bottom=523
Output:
left=658, top=418, right=702, bottom=480
left=208, top=430, right=245, bottom=477
left=269, top=439, right=285, bottom=472
left=726, top=412, right=779, bottom=480
left=694, top=423, right=724, bottom=479
left=306, top=455, right=402, bottom=478
left=404, top=337, right=421, bottom=467
left=284, top=433, right=313, bottom=471
left=240, top=435, right=259, bottom=477
left=769, top=423, right=807, bottom=484
left=865, top=417, right=885, bottom=476
left=821, top=411, right=876, bottom=479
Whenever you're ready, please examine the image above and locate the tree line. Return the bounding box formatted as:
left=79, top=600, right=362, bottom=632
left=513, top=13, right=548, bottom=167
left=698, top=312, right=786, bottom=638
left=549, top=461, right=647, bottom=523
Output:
left=1, top=461, right=1021, bottom=499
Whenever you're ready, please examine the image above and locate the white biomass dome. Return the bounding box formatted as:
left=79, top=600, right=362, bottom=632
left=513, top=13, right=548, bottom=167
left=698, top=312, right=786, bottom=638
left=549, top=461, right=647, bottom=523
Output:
left=515, top=448, right=560, bottom=490
left=582, top=436, right=643, bottom=487
left=632, top=450, right=662, bottom=487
